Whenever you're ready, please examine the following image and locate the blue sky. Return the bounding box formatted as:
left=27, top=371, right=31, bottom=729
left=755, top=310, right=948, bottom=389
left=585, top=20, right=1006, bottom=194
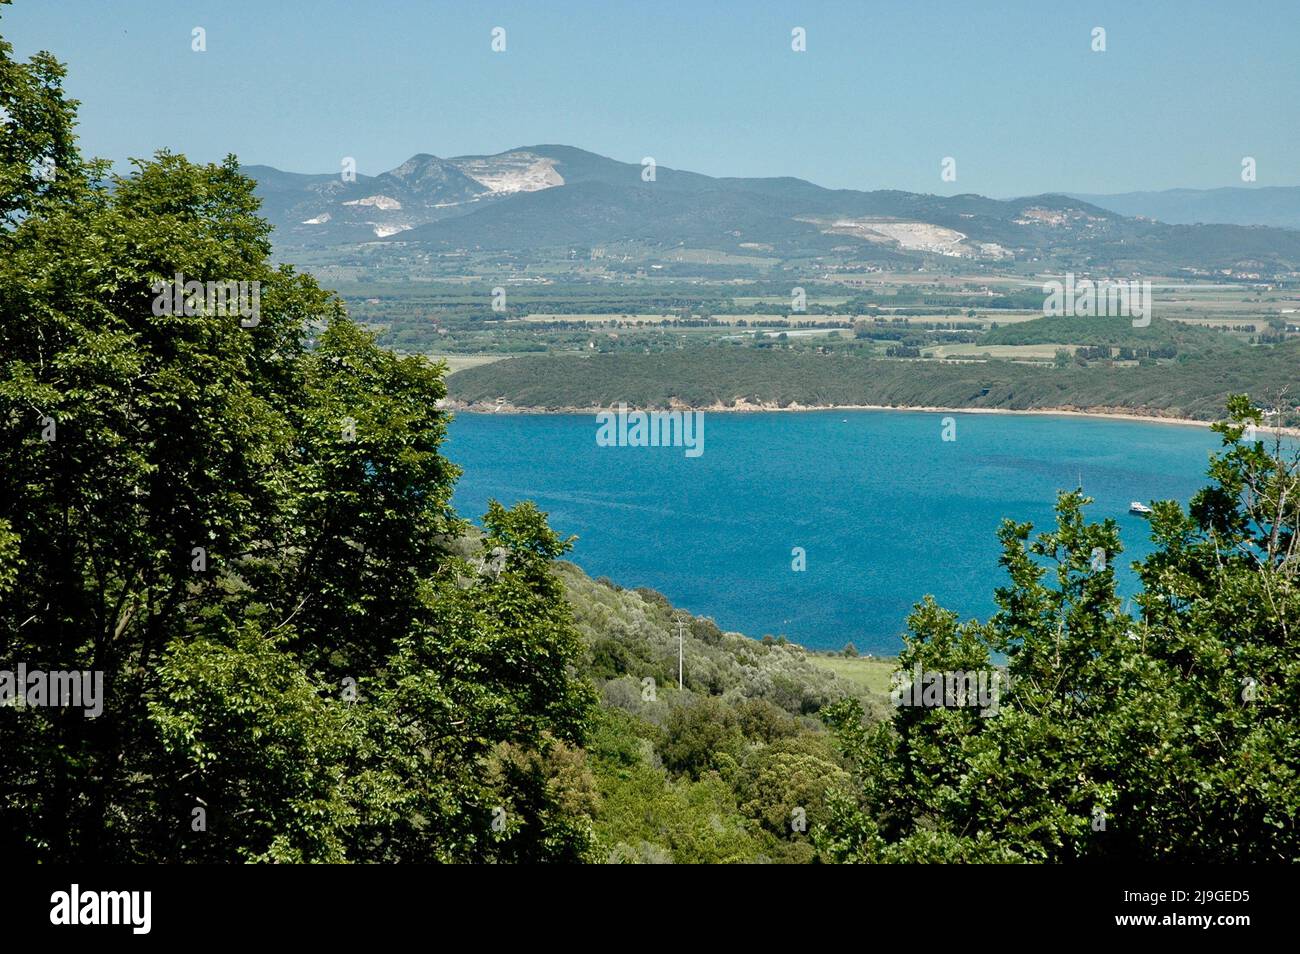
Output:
left=5, top=0, right=1296, bottom=195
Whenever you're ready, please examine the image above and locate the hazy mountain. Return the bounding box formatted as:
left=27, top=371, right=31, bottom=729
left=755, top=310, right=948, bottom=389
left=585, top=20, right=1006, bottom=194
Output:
left=1070, top=186, right=1300, bottom=230
left=243, top=153, right=490, bottom=244
left=243, top=147, right=1300, bottom=276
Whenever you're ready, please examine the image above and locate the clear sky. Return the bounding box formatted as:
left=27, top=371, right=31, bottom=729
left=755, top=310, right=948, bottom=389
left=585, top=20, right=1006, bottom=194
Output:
left=5, top=0, right=1296, bottom=196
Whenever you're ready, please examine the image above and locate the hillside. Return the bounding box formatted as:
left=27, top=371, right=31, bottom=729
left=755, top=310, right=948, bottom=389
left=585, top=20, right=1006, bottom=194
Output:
left=548, top=559, right=891, bottom=862
left=445, top=340, right=1300, bottom=425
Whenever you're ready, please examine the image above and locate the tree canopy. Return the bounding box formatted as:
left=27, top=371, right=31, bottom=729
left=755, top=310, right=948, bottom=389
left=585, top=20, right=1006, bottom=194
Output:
left=0, top=21, right=595, bottom=862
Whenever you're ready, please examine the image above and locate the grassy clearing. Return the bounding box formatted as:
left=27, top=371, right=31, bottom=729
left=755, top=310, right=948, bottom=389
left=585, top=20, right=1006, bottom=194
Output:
left=809, top=655, right=898, bottom=697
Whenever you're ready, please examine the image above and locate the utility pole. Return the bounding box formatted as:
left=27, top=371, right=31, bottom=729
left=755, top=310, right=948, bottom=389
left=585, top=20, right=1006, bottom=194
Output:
left=676, top=617, right=684, bottom=690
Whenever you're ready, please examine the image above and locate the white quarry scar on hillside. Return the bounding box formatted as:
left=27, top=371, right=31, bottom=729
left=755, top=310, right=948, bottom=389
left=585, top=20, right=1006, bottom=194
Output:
left=455, top=154, right=565, bottom=194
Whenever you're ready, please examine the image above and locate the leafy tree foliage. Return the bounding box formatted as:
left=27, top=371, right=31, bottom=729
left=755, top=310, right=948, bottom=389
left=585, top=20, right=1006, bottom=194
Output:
left=0, top=22, right=594, bottom=862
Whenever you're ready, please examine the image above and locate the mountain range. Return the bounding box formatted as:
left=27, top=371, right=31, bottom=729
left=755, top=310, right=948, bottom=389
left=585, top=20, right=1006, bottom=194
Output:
left=1069, top=186, right=1300, bottom=231
left=244, top=146, right=1300, bottom=276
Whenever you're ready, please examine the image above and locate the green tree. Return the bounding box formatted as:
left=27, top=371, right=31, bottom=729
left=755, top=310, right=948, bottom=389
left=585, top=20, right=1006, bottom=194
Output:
left=659, top=696, right=744, bottom=779
left=0, top=18, right=595, bottom=862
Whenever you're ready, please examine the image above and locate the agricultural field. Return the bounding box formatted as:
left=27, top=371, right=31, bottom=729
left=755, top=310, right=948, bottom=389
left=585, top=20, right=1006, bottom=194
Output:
left=928, top=342, right=1073, bottom=360
left=432, top=353, right=511, bottom=374
left=318, top=268, right=1298, bottom=385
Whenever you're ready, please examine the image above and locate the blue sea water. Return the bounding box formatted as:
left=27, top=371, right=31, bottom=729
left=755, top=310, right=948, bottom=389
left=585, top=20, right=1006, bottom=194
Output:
left=446, top=410, right=1223, bottom=653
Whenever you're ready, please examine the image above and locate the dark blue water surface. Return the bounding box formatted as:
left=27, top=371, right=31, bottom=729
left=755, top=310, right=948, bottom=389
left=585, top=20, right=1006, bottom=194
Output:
left=446, top=410, right=1221, bottom=653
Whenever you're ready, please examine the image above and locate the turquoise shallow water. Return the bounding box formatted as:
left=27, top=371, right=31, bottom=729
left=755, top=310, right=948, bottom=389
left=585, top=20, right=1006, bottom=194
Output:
left=446, top=410, right=1222, bottom=653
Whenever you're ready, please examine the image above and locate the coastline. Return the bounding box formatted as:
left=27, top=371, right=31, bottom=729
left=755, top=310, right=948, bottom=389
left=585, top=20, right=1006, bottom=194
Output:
left=440, top=398, right=1300, bottom=436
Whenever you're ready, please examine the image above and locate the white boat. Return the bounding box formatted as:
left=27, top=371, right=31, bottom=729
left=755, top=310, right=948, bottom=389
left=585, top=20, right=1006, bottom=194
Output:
left=1129, top=501, right=1153, bottom=515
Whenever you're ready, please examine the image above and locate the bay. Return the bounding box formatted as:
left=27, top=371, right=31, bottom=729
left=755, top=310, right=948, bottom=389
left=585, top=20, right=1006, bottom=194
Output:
left=446, top=410, right=1221, bottom=653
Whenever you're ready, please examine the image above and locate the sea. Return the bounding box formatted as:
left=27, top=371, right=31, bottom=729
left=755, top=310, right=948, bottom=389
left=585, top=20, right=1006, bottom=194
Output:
left=447, top=409, right=1224, bottom=654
